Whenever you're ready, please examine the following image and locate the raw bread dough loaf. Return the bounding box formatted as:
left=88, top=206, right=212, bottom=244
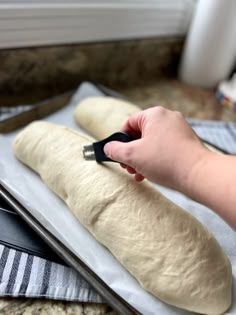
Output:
left=14, top=121, right=232, bottom=315
left=74, top=97, right=140, bottom=139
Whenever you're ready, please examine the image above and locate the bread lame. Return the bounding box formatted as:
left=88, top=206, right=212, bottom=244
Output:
left=83, top=132, right=133, bottom=162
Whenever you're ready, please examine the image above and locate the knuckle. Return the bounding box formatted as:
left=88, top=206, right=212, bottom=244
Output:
left=174, top=110, right=184, bottom=118
left=156, top=106, right=166, bottom=113
left=154, top=106, right=168, bottom=117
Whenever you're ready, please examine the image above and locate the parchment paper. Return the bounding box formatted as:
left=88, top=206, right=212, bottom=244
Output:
left=0, top=82, right=235, bottom=315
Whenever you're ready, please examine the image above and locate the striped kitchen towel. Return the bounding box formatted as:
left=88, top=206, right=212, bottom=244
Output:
left=0, top=244, right=102, bottom=302
left=188, top=118, right=236, bottom=154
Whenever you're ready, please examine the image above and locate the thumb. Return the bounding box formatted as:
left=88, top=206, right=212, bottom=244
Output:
left=104, top=141, right=136, bottom=166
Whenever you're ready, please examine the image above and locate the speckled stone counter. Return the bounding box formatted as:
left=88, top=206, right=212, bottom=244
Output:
left=118, top=79, right=236, bottom=122
left=1, top=78, right=235, bottom=314
left=0, top=37, right=183, bottom=106
left=0, top=299, right=115, bottom=315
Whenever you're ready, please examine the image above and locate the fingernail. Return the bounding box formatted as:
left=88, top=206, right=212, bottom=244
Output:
left=104, top=143, right=111, bottom=157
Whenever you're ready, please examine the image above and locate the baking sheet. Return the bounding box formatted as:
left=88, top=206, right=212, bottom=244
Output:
left=0, top=82, right=235, bottom=315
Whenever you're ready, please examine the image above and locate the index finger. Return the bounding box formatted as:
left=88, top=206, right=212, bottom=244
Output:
left=120, top=110, right=145, bottom=139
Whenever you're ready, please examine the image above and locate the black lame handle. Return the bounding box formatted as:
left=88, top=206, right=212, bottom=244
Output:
left=93, top=132, right=133, bottom=162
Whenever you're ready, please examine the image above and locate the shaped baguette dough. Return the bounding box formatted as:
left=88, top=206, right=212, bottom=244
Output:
left=14, top=121, right=232, bottom=315
left=73, top=96, right=140, bottom=140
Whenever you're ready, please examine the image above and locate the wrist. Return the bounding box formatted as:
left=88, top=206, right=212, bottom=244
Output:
left=176, top=146, right=213, bottom=197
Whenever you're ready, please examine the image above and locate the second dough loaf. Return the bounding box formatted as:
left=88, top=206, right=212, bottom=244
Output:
left=74, top=96, right=140, bottom=139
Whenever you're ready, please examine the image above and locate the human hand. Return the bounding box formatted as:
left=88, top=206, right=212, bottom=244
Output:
left=104, top=106, right=208, bottom=192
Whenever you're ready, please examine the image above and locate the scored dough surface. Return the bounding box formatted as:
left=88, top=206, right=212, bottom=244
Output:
left=14, top=121, right=232, bottom=315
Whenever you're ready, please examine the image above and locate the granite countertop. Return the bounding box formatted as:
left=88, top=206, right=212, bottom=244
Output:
left=118, top=79, right=236, bottom=121
left=0, top=78, right=235, bottom=315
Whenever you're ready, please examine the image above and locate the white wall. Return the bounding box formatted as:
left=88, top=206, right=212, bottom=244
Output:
left=0, top=0, right=195, bottom=49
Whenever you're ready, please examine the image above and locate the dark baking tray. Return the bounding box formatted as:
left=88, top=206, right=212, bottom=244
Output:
left=0, top=91, right=73, bottom=133
left=0, top=196, right=65, bottom=265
